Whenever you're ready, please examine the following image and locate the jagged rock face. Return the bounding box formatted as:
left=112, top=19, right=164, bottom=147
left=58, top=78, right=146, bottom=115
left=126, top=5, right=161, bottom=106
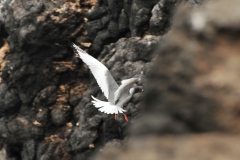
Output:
left=0, top=0, right=92, bottom=159
left=0, top=0, right=215, bottom=160
left=93, top=0, right=240, bottom=160
left=70, top=36, right=158, bottom=158
left=0, top=0, right=178, bottom=159
left=85, top=0, right=179, bottom=53
left=0, top=0, right=87, bottom=114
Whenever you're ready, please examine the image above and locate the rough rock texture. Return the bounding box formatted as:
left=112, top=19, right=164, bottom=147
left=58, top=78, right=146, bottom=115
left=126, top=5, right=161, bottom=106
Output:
left=85, top=0, right=180, bottom=53
left=94, top=0, right=240, bottom=160
left=1, top=0, right=229, bottom=159
left=0, top=0, right=92, bottom=159
left=0, top=0, right=180, bottom=159
left=70, top=36, right=158, bottom=159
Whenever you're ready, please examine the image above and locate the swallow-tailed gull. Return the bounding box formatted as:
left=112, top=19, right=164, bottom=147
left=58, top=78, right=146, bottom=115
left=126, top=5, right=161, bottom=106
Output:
left=71, top=43, right=137, bottom=122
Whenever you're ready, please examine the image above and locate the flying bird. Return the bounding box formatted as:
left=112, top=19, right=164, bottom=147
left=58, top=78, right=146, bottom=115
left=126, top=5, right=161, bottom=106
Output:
left=71, top=42, right=138, bottom=122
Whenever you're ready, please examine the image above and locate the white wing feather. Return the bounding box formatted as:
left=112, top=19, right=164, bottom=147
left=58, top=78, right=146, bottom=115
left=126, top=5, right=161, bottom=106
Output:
left=71, top=43, right=119, bottom=103
left=91, top=96, right=126, bottom=114
left=114, top=78, right=138, bottom=103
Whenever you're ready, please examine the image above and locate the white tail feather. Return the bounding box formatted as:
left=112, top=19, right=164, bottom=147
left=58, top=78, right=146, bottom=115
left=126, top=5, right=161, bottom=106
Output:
left=91, top=96, right=126, bottom=114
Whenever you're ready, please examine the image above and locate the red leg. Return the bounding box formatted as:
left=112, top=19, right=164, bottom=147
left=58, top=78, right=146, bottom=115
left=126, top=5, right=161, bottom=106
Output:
left=123, top=113, right=129, bottom=122
left=114, top=114, right=118, bottom=120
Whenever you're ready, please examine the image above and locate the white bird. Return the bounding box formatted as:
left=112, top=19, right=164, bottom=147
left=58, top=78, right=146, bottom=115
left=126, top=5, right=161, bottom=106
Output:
left=71, top=42, right=138, bottom=122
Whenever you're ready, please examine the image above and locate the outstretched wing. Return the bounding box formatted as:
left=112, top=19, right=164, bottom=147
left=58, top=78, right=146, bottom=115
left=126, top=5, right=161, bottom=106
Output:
left=71, top=43, right=119, bottom=103
left=114, top=78, right=138, bottom=104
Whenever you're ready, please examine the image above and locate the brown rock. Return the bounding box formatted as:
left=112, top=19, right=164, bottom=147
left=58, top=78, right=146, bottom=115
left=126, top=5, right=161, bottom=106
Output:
left=95, top=134, right=240, bottom=160
left=96, top=0, right=240, bottom=159
left=143, top=0, right=240, bottom=134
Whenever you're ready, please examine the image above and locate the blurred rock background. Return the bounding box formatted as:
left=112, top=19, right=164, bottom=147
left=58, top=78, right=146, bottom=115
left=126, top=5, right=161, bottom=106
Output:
left=1, top=0, right=240, bottom=159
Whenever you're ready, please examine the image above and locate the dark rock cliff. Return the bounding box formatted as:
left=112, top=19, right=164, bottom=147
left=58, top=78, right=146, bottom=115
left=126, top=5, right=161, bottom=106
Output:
left=92, top=0, right=240, bottom=160
left=1, top=0, right=238, bottom=160
left=0, top=0, right=180, bottom=159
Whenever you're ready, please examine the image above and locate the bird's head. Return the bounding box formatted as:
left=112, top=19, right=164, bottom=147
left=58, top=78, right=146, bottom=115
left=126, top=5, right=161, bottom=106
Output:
left=129, top=88, right=135, bottom=96
left=129, top=85, right=144, bottom=96
left=129, top=76, right=144, bottom=95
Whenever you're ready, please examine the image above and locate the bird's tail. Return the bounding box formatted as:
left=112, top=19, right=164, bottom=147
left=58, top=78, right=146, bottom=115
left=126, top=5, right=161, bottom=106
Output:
left=91, top=96, right=126, bottom=114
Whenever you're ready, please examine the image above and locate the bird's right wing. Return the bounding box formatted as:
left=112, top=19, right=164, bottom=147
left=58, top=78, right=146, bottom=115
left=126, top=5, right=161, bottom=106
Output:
left=71, top=43, right=119, bottom=103
left=114, top=78, right=138, bottom=103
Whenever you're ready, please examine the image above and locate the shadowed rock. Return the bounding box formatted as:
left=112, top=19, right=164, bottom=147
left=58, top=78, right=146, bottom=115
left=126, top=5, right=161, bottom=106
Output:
left=85, top=0, right=180, bottom=52
left=94, top=0, right=240, bottom=160
left=0, top=0, right=215, bottom=159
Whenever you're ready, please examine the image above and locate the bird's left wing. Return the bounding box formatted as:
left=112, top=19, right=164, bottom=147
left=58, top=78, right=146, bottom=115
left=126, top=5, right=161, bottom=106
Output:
left=71, top=43, right=119, bottom=103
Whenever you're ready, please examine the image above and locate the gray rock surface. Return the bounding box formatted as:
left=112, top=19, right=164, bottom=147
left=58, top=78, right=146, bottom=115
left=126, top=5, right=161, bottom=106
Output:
left=0, top=0, right=213, bottom=159
left=85, top=0, right=180, bottom=52
left=71, top=36, right=159, bottom=156
left=94, top=0, right=240, bottom=160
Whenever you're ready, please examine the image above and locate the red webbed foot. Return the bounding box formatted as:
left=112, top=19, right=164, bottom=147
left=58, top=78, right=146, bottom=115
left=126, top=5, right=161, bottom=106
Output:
left=114, top=114, right=118, bottom=120
left=123, top=113, right=129, bottom=122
